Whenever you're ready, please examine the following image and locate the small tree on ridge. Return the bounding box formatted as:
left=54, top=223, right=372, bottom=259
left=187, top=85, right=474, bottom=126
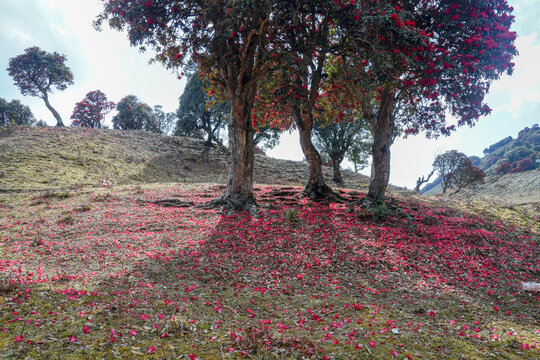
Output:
left=7, top=47, right=74, bottom=127
left=71, top=90, right=115, bottom=128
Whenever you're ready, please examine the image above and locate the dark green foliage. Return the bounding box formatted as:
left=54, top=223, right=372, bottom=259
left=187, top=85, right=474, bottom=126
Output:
left=0, top=98, right=35, bottom=126
left=175, top=72, right=227, bottom=148
left=7, top=47, right=73, bottom=127
left=483, top=136, right=512, bottom=155
left=153, top=105, right=176, bottom=135
left=505, top=146, right=534, bottom=164
left=313, top=119, right=371, bottom=183
left=253, top=122, right=281, bottom=151
left=113, top=95, right=159, bottom=133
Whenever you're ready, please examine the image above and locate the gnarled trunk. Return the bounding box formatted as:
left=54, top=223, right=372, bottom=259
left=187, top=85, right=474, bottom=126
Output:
left=203, top=81, right=257, bottom=213
left=367, top=88, right=396, bottom=204
left=295, top=109, right=336, bottom=201
left=42, top=92, right=64, bottom=127
left=331, top=154, right=343, bottom=184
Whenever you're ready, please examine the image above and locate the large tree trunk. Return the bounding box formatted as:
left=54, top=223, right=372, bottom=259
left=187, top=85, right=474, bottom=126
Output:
left=331, top=154, right=343, bottom=184
left=367, top=88, right=396, bottom=203
left=203, top=88, right=257, bottom=213
left=42, top=92, right=64, bottom=127
left=295, top=109, right=337, bottom=201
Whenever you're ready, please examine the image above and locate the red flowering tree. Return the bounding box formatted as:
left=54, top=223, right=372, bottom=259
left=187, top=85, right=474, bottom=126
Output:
left=516, top=158, right=534, bottom=171
left=433, top=150, right=485, bottom=194
left=340, top=0, right=517, bottom=203
left=96, top=0, right=295, bottom=212
left=7, top=47, right=74, bottom=127
left=70, top=90, right=115, bottom=128
left=252, top=1, right=376, bottom=201
left=495, top=161, right=512, bottom=174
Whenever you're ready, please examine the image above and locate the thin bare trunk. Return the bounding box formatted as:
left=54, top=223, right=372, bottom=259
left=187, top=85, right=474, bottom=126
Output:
left=42, top=92, right=64, bottom=127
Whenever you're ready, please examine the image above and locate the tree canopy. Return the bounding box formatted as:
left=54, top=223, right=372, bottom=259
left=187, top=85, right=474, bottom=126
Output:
left=96, top=0, right=517, bottom=208
left=71, top=90, right=115, bottom=129
left=0, top=98, right=35, bottom=127
left=112, top=95, right=159, bottom=133
left=7, top=47, right=74, bottom=127
left=96, top=0, right=297, bottom=211
left=329, top=0, right=517, bottom=202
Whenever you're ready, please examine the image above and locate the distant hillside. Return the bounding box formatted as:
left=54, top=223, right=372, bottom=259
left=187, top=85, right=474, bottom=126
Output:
left=424, top=167, right=539, bottom=211
left=475, top=124, right=539, bottom=174
left=422, top=124, right=539, bottom=195
left=0, top=125, right=386, bottom=193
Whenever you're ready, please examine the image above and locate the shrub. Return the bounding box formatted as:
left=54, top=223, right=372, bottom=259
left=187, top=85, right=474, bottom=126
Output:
left=505, top=145, right=534, bottom=163
left=469, top=166, right=486, bottom=182
left=517, top=158, right=534, bottom=171
left=495, top=162, right=512, bottom=174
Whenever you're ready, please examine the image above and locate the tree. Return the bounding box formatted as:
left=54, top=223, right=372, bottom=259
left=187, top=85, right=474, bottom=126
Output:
left=433, top=151, right=484, bottom=194
left=340, top=0, right=517, bottom=203
left=495, top=161, right=512, bottom=174
left=7, top=47, right=74, bottom=127
left=175, top=71, right=228, bottom=150
left=70, top=90, right=115, bottom=128
left=313, top=118, right=371, bottom=184
left=0, top=98, right=35, bottom=126
left=96, top=0, right=294, bottom=211
left=252, top=1, right=362, bottom=201
left=112, top=95, right=159, bottom=133
left=414, top=169, right=435, bottom=193
left=153, top=105, right=176, bottom=135
left=433, top=151, right=467, bottom=193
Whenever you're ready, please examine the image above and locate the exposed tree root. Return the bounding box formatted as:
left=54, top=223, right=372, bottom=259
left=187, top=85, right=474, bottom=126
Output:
left=138, top=198, right=195, bottom=208
left=196, top=193, right=258, bottom=215
left=301, top=182, right=346, bottom=203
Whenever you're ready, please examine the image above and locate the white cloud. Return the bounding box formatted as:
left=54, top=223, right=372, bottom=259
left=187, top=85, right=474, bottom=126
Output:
left=50, top=24, right=71, bottom=39
left=489, top=34, right=540, bottom=116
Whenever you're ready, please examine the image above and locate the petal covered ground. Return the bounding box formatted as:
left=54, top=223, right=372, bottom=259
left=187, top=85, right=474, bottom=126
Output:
left=0, top=184, right=538, bottom=359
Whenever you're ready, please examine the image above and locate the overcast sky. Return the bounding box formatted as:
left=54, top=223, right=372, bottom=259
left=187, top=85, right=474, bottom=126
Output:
left=1, top=0, right=538, bottom=189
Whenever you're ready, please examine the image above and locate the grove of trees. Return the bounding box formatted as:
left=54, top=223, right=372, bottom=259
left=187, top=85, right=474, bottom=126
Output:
left=95, top=0, right=516, bottom=210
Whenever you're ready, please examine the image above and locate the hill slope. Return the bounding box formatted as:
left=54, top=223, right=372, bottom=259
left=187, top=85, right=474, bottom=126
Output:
left=0, top=125, right=381, bottom=193
left=423, top=168, right=539, bottom=210
left=0, top=126, right=538, bottom=359
left=477, top=124, right=539, bottom=174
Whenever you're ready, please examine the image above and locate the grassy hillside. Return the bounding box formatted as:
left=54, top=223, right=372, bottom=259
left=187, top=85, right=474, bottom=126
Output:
left=0, top=126, right=538, bottom=359
left=0, top=126, right=377, bottom=192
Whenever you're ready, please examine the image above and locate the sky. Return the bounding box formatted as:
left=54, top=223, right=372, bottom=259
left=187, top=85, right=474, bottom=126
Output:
left=1, top=0, right=538, bottom=189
